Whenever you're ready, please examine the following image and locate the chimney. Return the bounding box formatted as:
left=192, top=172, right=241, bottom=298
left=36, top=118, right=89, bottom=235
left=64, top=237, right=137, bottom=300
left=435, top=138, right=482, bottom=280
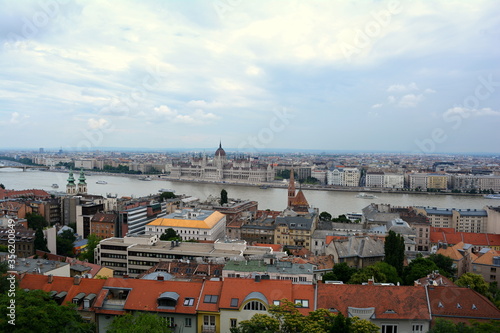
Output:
left=74, top=275, right=81, bottom=285
left=47, top=274, right=53, bottom=284
left=157, top=275, right=164, bottom=281
left=367, top=277, right=374, bottom=285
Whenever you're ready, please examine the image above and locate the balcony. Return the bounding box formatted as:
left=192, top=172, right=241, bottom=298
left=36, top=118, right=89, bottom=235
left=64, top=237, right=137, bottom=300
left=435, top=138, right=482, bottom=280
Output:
left=202, top=325, right=216, bottom=333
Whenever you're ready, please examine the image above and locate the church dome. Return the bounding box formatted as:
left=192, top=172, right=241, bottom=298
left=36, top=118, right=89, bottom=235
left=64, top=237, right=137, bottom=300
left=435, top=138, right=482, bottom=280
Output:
left=215, top=142, right=226, bottom=157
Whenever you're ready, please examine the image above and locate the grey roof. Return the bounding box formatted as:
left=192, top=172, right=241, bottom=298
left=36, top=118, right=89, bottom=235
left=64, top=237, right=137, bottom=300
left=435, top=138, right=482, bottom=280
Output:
left=243, top=291, right=269, bottom=305
left=275, top=216, right=314, bottom=230
left=13, top=258, right=69, bottom=274
left=159, top=291, right=180, bottom=301
left=333, top=237, right=385, bottom=259
left=142, top=271, right=174, bottom=281
left=421, top=207, right=487, bottom=216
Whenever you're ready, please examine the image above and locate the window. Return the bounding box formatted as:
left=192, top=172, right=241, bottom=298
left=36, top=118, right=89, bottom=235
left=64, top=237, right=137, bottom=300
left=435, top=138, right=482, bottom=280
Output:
left=382, top=324, right=398, bottom=333
left=294, top=299, right=309, bottom=308
left=273, top=300, right=280, bottom=306
left=164, top=317, right=174, bottom=327
left=230, top=318, right=237, bottom=328
left=185, top=318, right=192, bottom=327
left=204, top=295, right=218, bottom=303
left=243, top=301, right=267, bottom=311
left=183, top=298, right=194, bottom=306
left=204, top=315, right=215, bottom=327
left=230, top=298, right=239, bottom=307
left=412, top=324, right=423, bottom=332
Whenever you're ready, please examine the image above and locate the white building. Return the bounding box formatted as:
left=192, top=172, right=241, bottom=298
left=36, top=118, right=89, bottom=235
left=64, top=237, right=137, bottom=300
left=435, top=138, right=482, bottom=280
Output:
left=365, top=172, right=384, bottom=188
left=384, top=173, right=404, bottom=189
left=145, top=209, right=226, bottom=242
left=343, top=167, right=361, bottom=187
left=409, top=173, right=428, bottom=190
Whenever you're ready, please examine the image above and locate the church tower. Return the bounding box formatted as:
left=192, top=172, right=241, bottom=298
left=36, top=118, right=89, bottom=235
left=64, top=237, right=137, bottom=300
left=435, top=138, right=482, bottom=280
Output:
left=287, top=168, right=296, bottom=207
left=77, top=168, right=87, bottom=194
left=66, top=169, right=76, bottom=195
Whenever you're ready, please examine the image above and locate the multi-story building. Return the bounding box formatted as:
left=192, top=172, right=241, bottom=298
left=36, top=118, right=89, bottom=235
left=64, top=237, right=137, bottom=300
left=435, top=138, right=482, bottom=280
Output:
left=0, top=227, right=35, bottom=258
left=485, top=206, right=500, bottom=234
left=365, top=172, right=384, bottom=188
left=343, top=167, right=361, bottom=187
left=117, top=200, right=168, bottom=236
left=274, top=214, right=317, bottom=250
left=222, top=259, right=314, bottom=284
left=326, top=167, right=344, bottom=186
left=325, top=236, right=385, bottom=269
left=384, top=173, right=404, bottom=189
left=415, top=207, right=488, bottom=233
left=95, top=235, right=274, bottom=278
left=90, top=213, right=117, bottom=239
left=472, top=248, right=500, bottom=283
left=427, top=174, right=448, bottom=190
left=408, top=173, right=428, bottom=190
left=145, top=209, right=226, bottom=242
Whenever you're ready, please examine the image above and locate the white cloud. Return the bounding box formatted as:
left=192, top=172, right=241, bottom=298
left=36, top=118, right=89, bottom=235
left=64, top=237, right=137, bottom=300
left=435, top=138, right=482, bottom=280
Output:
left=398, top=94, right=423, bottom=108
left=371, top=103, right=383, bottom=108
left=387, top=96, right=397, bottom=104
left=1, top=112, right=30, bottom=125
left=387, top=82, right=419, bottom=92
left=88, top=118, right=109, bottom=129
left=153, top=105, right=219, bottom=125
left=444, top=107, right=500, bottom=118
left=424, top=88, right=436, bottom=94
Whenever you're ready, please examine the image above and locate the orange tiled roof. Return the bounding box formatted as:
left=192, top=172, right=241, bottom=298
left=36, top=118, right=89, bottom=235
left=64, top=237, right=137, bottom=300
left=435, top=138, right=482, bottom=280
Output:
left=253, top=243, right=283, bottom=252
left=430, top=227, right=500, bottom=247
left=428, top=286, right=500, bottom=320
left=474, top=249, right=500, bottom=265
left=317, top=284, right=431, bottom=320
left=198, top=280, right=223, bottom=312
left=291, top=190, right=309, bottom=206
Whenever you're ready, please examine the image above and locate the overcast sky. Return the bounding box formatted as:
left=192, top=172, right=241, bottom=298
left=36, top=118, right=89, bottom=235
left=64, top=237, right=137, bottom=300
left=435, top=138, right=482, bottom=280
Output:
left=1, top=0, right=499, bottom=154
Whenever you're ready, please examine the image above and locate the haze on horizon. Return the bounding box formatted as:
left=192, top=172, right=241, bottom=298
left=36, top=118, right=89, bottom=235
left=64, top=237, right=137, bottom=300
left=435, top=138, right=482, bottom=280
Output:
left=0, top=0, right=499, bottom=154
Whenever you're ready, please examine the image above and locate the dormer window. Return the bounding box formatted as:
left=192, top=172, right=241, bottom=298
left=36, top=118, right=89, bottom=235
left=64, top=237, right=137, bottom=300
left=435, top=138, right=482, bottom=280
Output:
left=158, top=292, right=180, bottom=308
left=384, top=309, right=396, bottom=314
left=438, top=302, right=444, bottom=308
left=457, top=303, right=462, bottom=309
left=472, top=304, right=477, bottom=310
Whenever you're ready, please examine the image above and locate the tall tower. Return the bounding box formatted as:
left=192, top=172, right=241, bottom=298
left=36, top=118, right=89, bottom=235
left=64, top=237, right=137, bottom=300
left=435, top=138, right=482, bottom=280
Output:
left=77, top=169, right=87, bottom=194
left=66, top=169, right=76, bottom=195
left=287, top=168, right=296, bottom=207
left=214, top=141, right=226, bottom=181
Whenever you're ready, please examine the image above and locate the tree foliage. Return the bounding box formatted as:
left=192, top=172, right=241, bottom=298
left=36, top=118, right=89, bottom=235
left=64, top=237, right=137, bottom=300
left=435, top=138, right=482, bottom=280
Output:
left=230, top=299, right=379, bottom=333
left=455, top=273, right=489, bottom=296
left=0, top=289, right=94, bottom=333
left=34, top=228, right=49, bottom=252
left=159, top=191, right=176, bottom=201
left=322, top=262, right=357, bottom=283
left=220, top=189, right=228, bottom=205
left=402, top=256, right=439, bottom=285
left=107, top=312, right=172, bottom=333
left=349, top=265, right=388, bottom=284
left=429, top=253, right=456, bottom=277
left=428, top=318, right=500, bottom=333
left=0, top=183, right=4, bottom=189
left=79, top=234, right=100, bottom=263
left=384, top=230, right=405, bottom=276
left=26, top=212, right=48, bottom=230
left=319, top=211, right=332, bottom=221
left=159, top=228, right=180, bottom=241
left=57, top=229, right=76, bottom=257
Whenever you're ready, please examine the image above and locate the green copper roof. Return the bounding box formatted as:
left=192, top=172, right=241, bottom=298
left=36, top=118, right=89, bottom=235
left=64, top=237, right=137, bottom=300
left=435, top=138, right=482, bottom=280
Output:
left=78, top=169, right=86, bottom=184
left=67, top=169, right=75, bottom=185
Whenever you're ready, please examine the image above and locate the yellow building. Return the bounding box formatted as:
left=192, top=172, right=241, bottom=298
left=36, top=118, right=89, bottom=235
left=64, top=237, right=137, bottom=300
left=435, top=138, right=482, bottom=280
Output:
left=427, top=174, right=448, bottom=190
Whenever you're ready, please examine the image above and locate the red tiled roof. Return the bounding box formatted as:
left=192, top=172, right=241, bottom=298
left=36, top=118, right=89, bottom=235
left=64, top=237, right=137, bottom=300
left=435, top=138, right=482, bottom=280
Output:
left=0, top=189, right=50, bottom=200
left=430, top=227, right=500, bottom=247
left=19, top=274, right=106, bottom=310
left=91, top=213, right=116, bottom=223
left=428, top=286, right=500, bottom=320
left=197, top=280, right=223, bottom=312
left=317, top=284, right=431, bottom=320
left=219, top=278, right=314, bottom=315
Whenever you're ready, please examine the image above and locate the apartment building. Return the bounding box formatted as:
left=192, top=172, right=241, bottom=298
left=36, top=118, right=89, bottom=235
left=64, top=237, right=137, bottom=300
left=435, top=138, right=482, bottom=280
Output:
left=415, top=207, right=488, bottom=233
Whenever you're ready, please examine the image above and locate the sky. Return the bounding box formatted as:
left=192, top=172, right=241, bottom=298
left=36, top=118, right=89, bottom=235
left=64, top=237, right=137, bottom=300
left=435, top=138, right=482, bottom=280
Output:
left=0, top=0, right=499, bottom=154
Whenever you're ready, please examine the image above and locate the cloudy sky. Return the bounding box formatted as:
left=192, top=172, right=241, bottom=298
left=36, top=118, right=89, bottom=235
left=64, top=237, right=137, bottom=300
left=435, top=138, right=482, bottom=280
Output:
left=1, top=0, right=499, bottom=154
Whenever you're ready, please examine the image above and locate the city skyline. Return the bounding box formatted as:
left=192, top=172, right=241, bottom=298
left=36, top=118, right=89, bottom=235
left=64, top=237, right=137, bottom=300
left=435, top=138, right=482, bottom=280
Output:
left=1, top=1, right=499, bottom=153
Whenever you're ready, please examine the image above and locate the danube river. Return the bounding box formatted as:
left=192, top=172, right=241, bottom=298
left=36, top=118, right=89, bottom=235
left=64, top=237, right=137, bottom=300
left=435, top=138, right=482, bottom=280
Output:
left=0, top=169, right=496, bottom=217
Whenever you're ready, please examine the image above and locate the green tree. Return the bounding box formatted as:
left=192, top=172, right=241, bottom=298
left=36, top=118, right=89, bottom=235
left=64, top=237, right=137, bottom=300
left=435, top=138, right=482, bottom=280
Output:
left=428, top=318, right=500, bottom=333
left=79, top=234, right=100, bottom=263
left=34, top=228, right=49, bottom=252
left=322, top=262, right=357, bottom=283
left=0, top=183, right=4, bottom=189
left=384, top=230, right=405, bottom=276
left=26, top=212, right=48, bottom=230
left=372, top=261, right=402, bottom=285
left=429, top=253, right=456, bottom=277
left=57, top=229, right=77, bottom=257
left=0, top=244, right=8, bottom=252
left=159, top=191, right=176, bottom=201
left=402, top=256, right=439, bottom=285
left=230, top=313, right=280, bottom=333
left=220, top=189, right=228, bottom=205
left=349, top=265, right=387, bottom=284
left=319, top=211, right=332, bottom=221
left=107, top=312, right=172, bottom=333
left=0, top=289, right=94, bottom=333
left=350, top=317, right=380, bottom=333
left=331, top=214, right=351, bottom=223
left=159, top=228, right=180, bottom=241
left=455, top=273, right=489, bottom=296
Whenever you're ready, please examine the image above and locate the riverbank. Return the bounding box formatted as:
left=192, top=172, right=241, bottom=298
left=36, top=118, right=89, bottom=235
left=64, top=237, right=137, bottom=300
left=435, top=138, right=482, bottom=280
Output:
left=41, top=169, right=486, bottom=198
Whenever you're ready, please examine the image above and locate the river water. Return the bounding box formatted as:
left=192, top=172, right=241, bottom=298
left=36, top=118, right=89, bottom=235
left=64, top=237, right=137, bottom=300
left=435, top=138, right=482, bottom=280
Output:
left=0, top=169, right=496, bottom=217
